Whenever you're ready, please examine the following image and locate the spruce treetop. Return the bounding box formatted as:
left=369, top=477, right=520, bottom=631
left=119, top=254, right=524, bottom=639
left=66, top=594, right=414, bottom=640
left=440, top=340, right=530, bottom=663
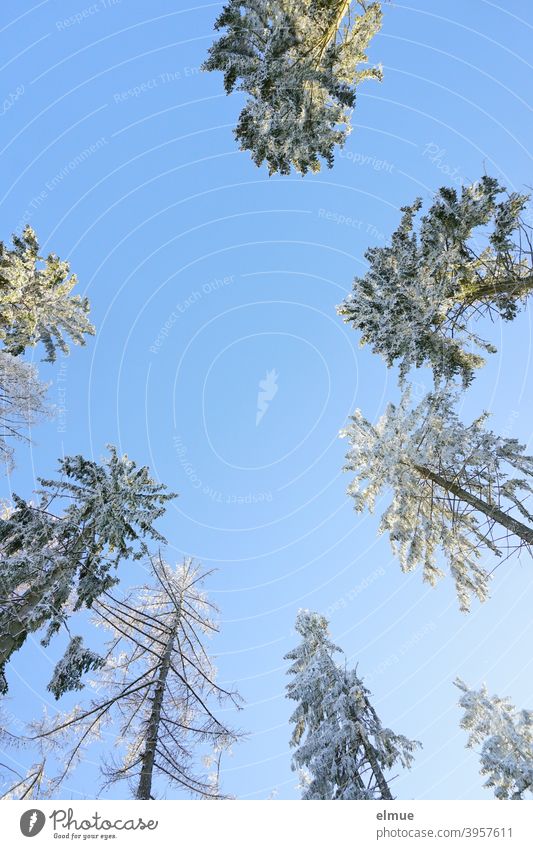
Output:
left=338, top=176, right=532, bottom=385
left=342, top=387, right=533, bottom=611
left=286, top=609, right=419, bottom=799
left=204, top=0, right=383, bottom=175
left=0, top=225, right=94, bottom=362
left=456, top=678, right=533, bottom=799
left=0, top=447, right=177, bottom=694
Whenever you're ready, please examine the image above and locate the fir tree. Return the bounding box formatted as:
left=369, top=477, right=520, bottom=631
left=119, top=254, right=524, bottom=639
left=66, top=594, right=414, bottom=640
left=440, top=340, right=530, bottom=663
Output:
left=338, top=177, right=533, bottom=385
left=0, top=446, right=176, bottom=693
left=31, top=556, right=241, bottom=800
left=203, top=0, right=383, bottom=175
left=0, top=226, right=94, bottom=472
left=341, top=387, right=533, bottom=611
left=455, top=678, right=533, bottom=799
left=285, top=610, right=418, bottom=799
left=0, top=226, right=94, bottom=362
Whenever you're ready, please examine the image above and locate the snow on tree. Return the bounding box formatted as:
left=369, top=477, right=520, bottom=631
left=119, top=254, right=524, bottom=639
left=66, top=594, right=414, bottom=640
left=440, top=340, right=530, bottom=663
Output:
left=0, top=352, right=51, bottom=471
left=338, top=177, right=532, bottom=385
left=31, top=556, right=241, bottom=800
left=455, top=678, right=533, bottom=799
left=46, top=637, right=105, bottom=700
left=0, top=446, right=176, bottom=694
left=0, top=762, right=46, bottom=801
left=0, top=226, right=94, bottom=362
left=285, top=609, right=419, bottom=799
left=203, top=0, right=383, bottom=175
left=0, top=226, right=94, bottom=472
left=0, top=704, right=47, bottom=800
left=341, top=387, right=533, bottom=611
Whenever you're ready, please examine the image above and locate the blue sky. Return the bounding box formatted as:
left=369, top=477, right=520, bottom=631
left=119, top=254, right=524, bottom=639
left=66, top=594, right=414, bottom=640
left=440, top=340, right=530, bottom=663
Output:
left=1, top=0, right=533, bottom=800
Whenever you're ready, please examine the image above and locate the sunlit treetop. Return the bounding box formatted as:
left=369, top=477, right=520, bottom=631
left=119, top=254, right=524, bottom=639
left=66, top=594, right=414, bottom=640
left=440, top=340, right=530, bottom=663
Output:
left=456, top=678, right=533, bottom=800
left=0, top=226, right=94, bottom=362
left=203, top=0, right=383, bottom=175
left=285, top=609, right=419, bottom=799
left=0, top=446, right=177, bottom=695
left=342, top=386, right=533, bottom=612
left=338, top=176, right=533, bottom=386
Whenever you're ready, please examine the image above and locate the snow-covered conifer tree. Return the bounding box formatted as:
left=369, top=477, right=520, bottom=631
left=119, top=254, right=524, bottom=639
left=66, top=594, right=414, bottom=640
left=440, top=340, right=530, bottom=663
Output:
left=455, top=678, right=533, bottom=799
left=203, top=0, right=382, bottom=174
left=0, top=447, right=176, bottom=693
left=0, top=226, right=94, bottom=473
left=0, top=226, right=94, bottom=361
left=338, top=177, right=532, bottom=385
left=32, top=556, right=241, bottom=800
left=285, top=610, right=418, bottom=799
left=0, top=352, right=50, bottom=470
left=341, top=388, right=533, bottom=611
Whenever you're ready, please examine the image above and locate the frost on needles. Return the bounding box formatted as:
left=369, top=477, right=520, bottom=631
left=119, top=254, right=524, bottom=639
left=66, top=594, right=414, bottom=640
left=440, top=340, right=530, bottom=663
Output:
left=0, top=226, right=94, bottom=362
left=30, top=556, right=241, bottom=801
left=0, top=446, right=176, bottom=695
left=203, top=0, right=383, bottom=175
left=338, top=176, right=533, bottom=386
left=341, top=387, right=533, bottom=612
left=0, top=353, right=50, bottom=470
left=456, top=679, right=533, bottom=800
left=0, top=226, right=95, bottom=472
left=285, top=610, right=419, bottom=799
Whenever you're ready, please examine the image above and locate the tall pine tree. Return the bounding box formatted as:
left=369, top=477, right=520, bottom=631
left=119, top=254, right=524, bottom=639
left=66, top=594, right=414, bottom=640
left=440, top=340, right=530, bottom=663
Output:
left=0, top=226, right=94, bottom=361
left=203, top=0, right=382, bottom=174
left=285, top=610, right=418, bottom=799
left=456, top=678, right=533, bottom=799
left=342, top=387, right=533, bottom=611
left=338, top=177, right=532, bottom=386
left=0, top=447, right=176, bottom=694
left=0, top=226, right=94, bottom=472
left=31, top=557, right=241, bottom=800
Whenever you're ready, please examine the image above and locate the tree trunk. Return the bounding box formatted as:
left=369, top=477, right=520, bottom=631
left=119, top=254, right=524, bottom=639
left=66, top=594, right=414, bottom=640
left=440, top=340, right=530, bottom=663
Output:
left=357, top=694, right=393, bottom=800
left=345, top=677, right=393, bottom=800
left=460, top=273, right=533, bottom=305
left=414, top=464, right=533, bottom=545
left=317, top=0, right=352, bottom=61
left=135, top=610, right=180, bottom=800
left=360, top=735, right=393, bottom=800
